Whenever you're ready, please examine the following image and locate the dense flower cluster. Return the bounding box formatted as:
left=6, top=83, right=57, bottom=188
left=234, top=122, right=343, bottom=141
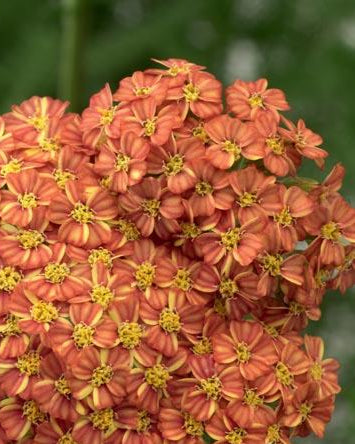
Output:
left=0, top=58, right=351, bottom=443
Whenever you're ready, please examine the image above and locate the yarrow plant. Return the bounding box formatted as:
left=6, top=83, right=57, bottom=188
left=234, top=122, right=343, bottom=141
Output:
left=0, top=57, right=352, bottom=443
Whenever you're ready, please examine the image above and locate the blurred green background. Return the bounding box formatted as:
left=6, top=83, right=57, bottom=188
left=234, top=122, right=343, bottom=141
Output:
left=1, top=0, right=354, bottom=441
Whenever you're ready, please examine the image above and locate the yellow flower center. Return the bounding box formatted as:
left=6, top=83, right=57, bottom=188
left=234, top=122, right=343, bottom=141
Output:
left=235, top=342, right=251, bottom=363
left=266, top=137, right=285, bottom=155
left=135, top=86, right=152, bottom=96
left=0, top=158, right=22, bottom=177
left=137, top=410, right=151, bottom=433
left=199, top=376, right=222, bottom=400
left=17, top=229, right=45, bottom=249
left=266, top=425, right=281, bottom=444
left=0, top=266, right=22, bottom=292
left=243, top=389, right=263, bottom=407
left=220, top=228, right=242, bottom=251
left=90, top=408, right=115, bottom=431
left=18, top=192, right=38, bottom=209
left=145, top=364, right=170, bottom=389
left=261, top=254, right=283, bottom=276
left=71, top=203, right=95, bottom=224
left=44, top=263, right=70, bottom=284
left=192, top=125, right=209, bottom=143
left=183, top=412, right=204, bottom=436
left=238, top=192, right=257, bottom=208
left=39, top=136, right=60, bottom=152
left=91, top=285, right=114, bottom=309
left=219, top=278, right=238, bottom=299
left=88, top=248, right=113, bottom=268
left=100, top=176, right=111, bottom=189
left=299, top=402, right=313, bottom=421
left=183, top=83, right=200, bottom=102
left=214, top=297, right=227, bottom=316
left=16, top=351, right=40, bottom=376
left=141, top=199, right=160, bottom=217
left=180, top=222, right=201, bottom=239
left=310, top=362, right=323, bottom=381
left=222, top=140, right=241, bottom=159
left=274, top=208, right=293, bottom=226
left=22, top=400, right=46, bottom=424
left=134, top=261, right=156, bottom=291
left=192, top=337, right=213, bottom=355
left=115, top=153, right=130, bottom=172
left=248, top=93, right=264, bottom=109
left=275, top=362, right=293, bottom=386
left=264, top=324, right=279, bottom=338
left=225, top=428, right=247, bottom=444
left=28, top=115, right=48, bottom=131
left=289, top=301, right=305, bottom=315
left=30, top=300, right=58, bottom=323
left=100, top=108, right=115, bottom=126
left=72, top=322, right=95, bottom=348
left=195, top=180, right=213, bottom=196
left=163, top=154, right=184, bottom=176
left=143, top=118, right=157, bottom=137
left=58, top=432, right=78, bottom=444
left=321, top=221, right=341, bottom=241
left=116, top=219, right=140, bottom=240
left=173, top=268, right=192, bottom=291
left=53, top=169, right=75, bottom=189
left=1, top=315, right=22, bottom=336
left=117, top=322, right=143, bottom=349
left=159, top=308, right=181, bottom=333
left=54, top=375, right=71, bottom=397
left=91, top=364, right=114, bottom=387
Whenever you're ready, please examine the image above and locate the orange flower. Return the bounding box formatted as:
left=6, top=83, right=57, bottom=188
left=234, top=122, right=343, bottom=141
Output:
left=49, top=302, right=117, bottom=364
left=159, top=407, right=205, bottom=442
left=68, top=346, right=129, bottom=409
left=3, top=96, right=68, bottom=144
left=147, top=136, right=204, bottom=194
left=226, top=78, right=289, bottom=121
left=0, top=116, right=14, bottom=152
left=34, top=418, right=78, bottom=444
left=279, top=118, right=328, bottom=168
left=304, top=335, right=340, bottom=398
left=0, top=258, right=23, bottom=314
left=148, top=58, right=206, bottom=87
left=72, top=407, right=118, bottom=444
left=113, top=71, right=167, bottom=104
left=122, top=97, right=181, bottom=146
left=168, top=71, right=223, bottom=119
left=0, top=169, right=56, bottom=227
left=33, top=352, right=82, bottom=422
left=187, top=160, right=233, bottom=217
left=0, top=149, right=38, bottom=188
left=48, top=181, right=118, bottom=248
left=0, top=314, right=29, bottom=359
left=119, top=177, right=183, bottom=238
left=205, top=409, right=265, bottom=443
left=0, top=396, right=46, bottom=441
left=94, top=132, right=149, bottom=193
left=181, top=355, right=243, bottom=421
left=213, top=320, right=278, bottom=380
left=140, top=289, right=204, bottom=356
left=205, top=115, right=263, bottom=169
left=281, top=382, right=334, bottom=438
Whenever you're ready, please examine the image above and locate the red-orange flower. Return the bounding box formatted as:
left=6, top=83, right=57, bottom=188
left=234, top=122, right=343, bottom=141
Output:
left=159, top=407, right=205, bottom=442
left=114, top=71, right=167, bottom=104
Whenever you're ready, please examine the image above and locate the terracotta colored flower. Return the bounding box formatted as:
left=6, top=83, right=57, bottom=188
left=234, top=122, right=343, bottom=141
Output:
left=94, top=132, right=149, bottom=192
left=119, top=177, right=183, bottom=238
left=205, top=115, right=263, bottom=169
left=181, top=354, right=244, bottom=421
left=167, top=71, right=223, bottom=119
left=0, top=259, right=23, bottom=314
left=187, top=160, right=233, bottom=217
left=0, top=169, right=56, bottom=227
left=281, top=382, right=334, bottom=438
left=72, top=407, right=119, bottom=444
left=122, top=97, right=181, bottom=146
left=34, top=418, right=78, bottom=444
left=226, top=78, right=289, bottom=121
left=33, top=352, right=82, bottom=421
left=0, top=117, right=14, bottom=153
left=0, top=314, right=29, bottom=359
left=114, top=71, right=167, bottom=104
left=159, top=407, right=205, bottom=442
left=48, top=181, right=118, bottom=248
left=68, top=346, right=129, bottom=409
left=148, top=58, right=205, bottom=87
left=213, top=320, right=278, bottom=380
left=147, top=136, right=205, bottom=194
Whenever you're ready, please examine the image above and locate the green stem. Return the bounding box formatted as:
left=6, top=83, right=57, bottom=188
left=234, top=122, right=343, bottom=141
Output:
left=59, top=0, right=87, bottom=111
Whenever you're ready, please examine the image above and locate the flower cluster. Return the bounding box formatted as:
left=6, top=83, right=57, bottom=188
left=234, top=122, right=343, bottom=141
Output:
left=0, top=58, right=350, bottom=444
